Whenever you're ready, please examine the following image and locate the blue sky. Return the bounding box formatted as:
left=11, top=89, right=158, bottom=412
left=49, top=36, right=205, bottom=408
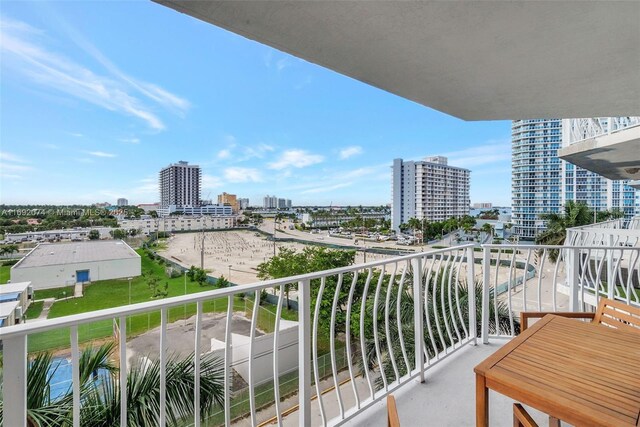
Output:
left=0, top=1, right=512, bottom=207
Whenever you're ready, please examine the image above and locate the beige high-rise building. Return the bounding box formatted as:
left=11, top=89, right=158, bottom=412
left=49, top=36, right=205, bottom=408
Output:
left=218, top=192, right=239, bottom=213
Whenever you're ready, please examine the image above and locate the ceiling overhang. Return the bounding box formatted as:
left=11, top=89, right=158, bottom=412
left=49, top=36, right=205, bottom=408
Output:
left=559, top=126, right=640, bottom=182
left=154, top=1, right=640, bottom=121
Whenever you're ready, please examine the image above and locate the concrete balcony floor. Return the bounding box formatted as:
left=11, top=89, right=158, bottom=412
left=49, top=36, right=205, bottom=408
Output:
left=281, top=339, right=553, bottom=427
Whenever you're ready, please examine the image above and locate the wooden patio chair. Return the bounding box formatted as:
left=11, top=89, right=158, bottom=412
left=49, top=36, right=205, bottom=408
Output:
left=520, top=297, right=640, bottom=334
left=387, top=394, right=400, bottom=427
left=513, top=403, right=561, bottom=427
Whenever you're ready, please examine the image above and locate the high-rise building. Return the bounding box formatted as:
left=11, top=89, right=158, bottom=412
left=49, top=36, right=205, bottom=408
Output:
left=263, top=195, right=277, bottom=209
left=159, top=161, right=201, bottom=208
left=286, top=199, right=292, bottom=209
left=117, top=198, right=128, bottom=207
left=391, top=156, right=470, bottom=232
left=512, top=118, right=639, bottom=240
left=511, top=119, right=563, bottom=239
left=238, top=198, right=250, bottom=210
left=217, top=192, right=239, bottom=213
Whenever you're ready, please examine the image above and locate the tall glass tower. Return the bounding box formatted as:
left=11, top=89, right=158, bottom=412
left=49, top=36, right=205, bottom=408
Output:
left=511, top=119, right=563, bottom=239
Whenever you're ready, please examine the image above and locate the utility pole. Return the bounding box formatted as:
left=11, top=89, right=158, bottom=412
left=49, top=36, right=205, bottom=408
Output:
left=200, top=230, right=204, bottom=269
left=273, top=216, right=277, bottom=256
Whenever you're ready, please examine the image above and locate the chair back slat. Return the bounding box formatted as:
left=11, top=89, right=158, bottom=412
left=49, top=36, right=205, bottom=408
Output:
left=594, top=298, right=640, bottom=333
left=387, top=395, right=400, bottom=427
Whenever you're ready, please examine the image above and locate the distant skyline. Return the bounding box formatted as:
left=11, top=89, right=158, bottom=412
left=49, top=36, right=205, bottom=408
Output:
left=0, top=2, right=512, bottom=207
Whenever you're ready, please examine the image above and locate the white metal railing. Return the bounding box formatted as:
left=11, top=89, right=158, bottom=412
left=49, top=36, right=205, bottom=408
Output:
left=566, top=117, right=640, bottom=144
left=481, top=244, right=640, bottom=341
left=3, top=243, right=639, bottom=426
left=566, top=218, right=640, bottom=249
left=0, top=245, right=479, bottom=427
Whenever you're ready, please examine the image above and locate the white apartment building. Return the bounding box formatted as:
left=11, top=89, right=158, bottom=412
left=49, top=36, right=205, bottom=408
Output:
left=119, top=215, right=237, bottom=235
left=512, top=118, right=640, bottom=240
left=238, top=198, right=250, bottom=210
left=392, top=156, right=470, bottom=232
left=117, top=198, right=128, bottom=206
left=156, top=204, right=233, bottom=217
left=159, top=161, right=201, bottom=208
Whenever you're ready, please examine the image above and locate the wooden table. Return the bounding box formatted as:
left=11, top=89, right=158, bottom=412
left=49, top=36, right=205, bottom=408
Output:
left=474, top=314, right=640, bottom=427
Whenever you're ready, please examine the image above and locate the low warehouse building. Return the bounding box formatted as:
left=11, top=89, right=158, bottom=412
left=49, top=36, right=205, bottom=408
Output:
left=11, top=241, right=141, bottom=290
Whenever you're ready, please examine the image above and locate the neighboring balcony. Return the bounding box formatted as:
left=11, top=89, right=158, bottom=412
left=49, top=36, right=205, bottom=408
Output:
left=559, top=118, right=640, bottom=188
left=1, top=243, right=639, bottom=426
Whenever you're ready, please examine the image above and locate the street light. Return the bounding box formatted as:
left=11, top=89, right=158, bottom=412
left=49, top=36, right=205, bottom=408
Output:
left=184, top=270, right=187, bottom=325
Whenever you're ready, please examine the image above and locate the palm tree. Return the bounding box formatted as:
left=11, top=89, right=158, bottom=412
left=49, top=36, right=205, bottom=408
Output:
left=1, top=343, right=225, bottom=427
left=535, top=201, right=593, bottom=262
left=355, top=268, right=518, bottom=386
left=81, top=352, right=225, bottom=427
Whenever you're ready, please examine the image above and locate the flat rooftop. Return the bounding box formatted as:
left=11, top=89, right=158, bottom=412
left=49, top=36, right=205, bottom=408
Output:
left=0, top=281, right=31, bottom=293
left=13, top=241, right=139, bottom=269
left=0, top=300, right=20, bottom=318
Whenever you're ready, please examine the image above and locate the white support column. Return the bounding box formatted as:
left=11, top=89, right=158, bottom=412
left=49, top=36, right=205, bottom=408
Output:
left=2, top=335, right=27, bottom=427
left=297, top=279, right=312, bottom=427
left=119, top=316, right=128, bottom=427
left=71, top=326, right=80, bottom=427
left=466, top=246, right=477, bottom=345
left=411, top=257, right=425, bottom=383
left=568, top=248, right=580, bottom=312
left=481, top=247, right=491, bottom=344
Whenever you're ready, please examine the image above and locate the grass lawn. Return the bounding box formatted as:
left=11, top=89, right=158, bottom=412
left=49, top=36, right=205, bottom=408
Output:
left=25, top=301, right=44, bottom=320
left=0, top=264, right=10, bottom=283
left=34, top=286, right=76, bottom=300
left=28, top=249, right=251, bottom=352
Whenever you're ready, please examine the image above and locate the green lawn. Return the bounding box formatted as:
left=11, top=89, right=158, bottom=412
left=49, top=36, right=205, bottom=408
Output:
left=25, top=301, right=44, bottom=320
left=0, top=264, right=10, bottom=283
left=34, top=286, right=76, bottom=300
left=27, top=249, right=253, bottom=352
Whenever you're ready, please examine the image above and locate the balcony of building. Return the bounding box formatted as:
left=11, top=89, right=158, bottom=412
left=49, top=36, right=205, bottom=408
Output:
left=1, top=241, right=639, bottom=426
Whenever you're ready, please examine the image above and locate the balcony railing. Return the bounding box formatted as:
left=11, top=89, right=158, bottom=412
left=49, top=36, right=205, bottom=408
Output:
left=1, top=243, right=639, bottom=426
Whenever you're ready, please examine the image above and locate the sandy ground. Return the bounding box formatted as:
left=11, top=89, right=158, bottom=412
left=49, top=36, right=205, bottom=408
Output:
left=158, top=229, right=398, bottom=285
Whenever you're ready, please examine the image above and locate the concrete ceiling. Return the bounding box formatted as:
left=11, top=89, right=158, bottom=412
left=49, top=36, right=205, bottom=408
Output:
left=154, top=1, right=640, bottom=121
left=559, top=126, right=640, bottom=182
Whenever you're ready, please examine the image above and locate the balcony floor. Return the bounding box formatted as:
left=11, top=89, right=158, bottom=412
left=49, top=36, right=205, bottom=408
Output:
left=281, top=339, right=552, bottom=427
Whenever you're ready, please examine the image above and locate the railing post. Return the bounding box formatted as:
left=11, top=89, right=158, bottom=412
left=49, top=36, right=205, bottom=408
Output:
left=481, top=247, right=491, bottom=344
left=298, top=279, right=311, bottom=427
left=607, top=235, right=615, bottom=300
left=2, top=335, right=27, bottom=427
left=466, top=246, right=477, bottom=345
left=568, top=247, right=580, bottom=311
left=411, top=257, right=425, bottom=383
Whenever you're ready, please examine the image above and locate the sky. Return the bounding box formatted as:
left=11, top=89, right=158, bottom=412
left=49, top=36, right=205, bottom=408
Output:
left=0, top=1, right=512, bottom=207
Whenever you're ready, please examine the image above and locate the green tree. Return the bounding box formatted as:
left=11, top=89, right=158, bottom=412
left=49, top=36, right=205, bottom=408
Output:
left=88, top=230, right=100, bottom=240
left=0, top=343, right=226, bottom=427
left=109, top=229, right=127, bottom=239
left=0, top=244, right=19, bottom=256
left=535, top=201, right=593, bottom=262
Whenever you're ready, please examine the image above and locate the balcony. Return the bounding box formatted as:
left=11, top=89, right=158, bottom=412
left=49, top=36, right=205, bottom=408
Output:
left=1, top=242, right=639, bottom=426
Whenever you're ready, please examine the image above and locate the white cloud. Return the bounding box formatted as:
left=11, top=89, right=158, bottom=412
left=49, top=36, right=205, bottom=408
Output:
left=0, top=151, right=27, bottom=163
left=42, top=143, right=60, bottom=150
left=301, top=182, right=353, bottom=194
left=224, top=167, right=263, bottom=183
left=217, top=149, right=232, bottom=160
left=119, top=137, right=140, bottom=144
left=68, top=132, right=83, bottom=137
left=202, top=174, right=224, bottom=189
left=339, top=145, right=363, bottom=160
left=268, top=149, right=324, bottom=170
left=440, top=140, right=511, bottom=168
left=85, top=151, right=116, bottom=158
left=0, top=16, right=189, bottom=131
left=239, top=143, right=274, bottom=161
